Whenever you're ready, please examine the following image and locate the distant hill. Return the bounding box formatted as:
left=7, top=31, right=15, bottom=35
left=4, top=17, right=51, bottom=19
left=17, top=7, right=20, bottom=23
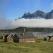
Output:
left=15, top=27, right=53, bottom=32
left=21, top=10, right=53, bottom=19
left=1, top=27, right=53, bottom=32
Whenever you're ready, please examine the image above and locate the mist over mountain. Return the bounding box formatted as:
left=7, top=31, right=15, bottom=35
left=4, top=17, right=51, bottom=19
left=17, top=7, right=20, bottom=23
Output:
left=22, top=10, right=53, bottom=19
left=1, top=10, right=53, bottom=29
left=7, top=10, right=53, bottom=29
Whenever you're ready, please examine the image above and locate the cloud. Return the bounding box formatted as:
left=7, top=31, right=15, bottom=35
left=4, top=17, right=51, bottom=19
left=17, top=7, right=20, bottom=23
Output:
left=0, top=17, right=53, bottom=29
left=10, top=18, right=53, bottom=29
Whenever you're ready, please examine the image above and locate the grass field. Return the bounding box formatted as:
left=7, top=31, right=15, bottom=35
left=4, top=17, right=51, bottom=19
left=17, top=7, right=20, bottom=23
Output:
left=0, top=40, right=53, bottom=53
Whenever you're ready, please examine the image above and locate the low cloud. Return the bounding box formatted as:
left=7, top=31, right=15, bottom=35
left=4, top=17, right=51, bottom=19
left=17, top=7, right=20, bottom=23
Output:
left=0, top=18, right=53, bottom=29
left=10, top=18, right=53, bottom=29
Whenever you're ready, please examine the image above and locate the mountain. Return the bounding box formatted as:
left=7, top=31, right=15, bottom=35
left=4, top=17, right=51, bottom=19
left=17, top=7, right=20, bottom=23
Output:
left=21, top=10, right=53, bottom=19
left=45, top=10, right=53, bottom=19
left=22, top=12, right=35, bottom=19
left=33, top=10, right=46, bottom=18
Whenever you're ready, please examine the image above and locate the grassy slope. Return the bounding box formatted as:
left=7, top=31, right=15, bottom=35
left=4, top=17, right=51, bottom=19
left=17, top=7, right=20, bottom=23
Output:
left=0, top=41, right=53, bottom=53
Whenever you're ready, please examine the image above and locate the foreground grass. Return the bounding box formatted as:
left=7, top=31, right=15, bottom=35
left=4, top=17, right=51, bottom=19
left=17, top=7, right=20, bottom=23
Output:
left=0, top=41, right=53, bottom=53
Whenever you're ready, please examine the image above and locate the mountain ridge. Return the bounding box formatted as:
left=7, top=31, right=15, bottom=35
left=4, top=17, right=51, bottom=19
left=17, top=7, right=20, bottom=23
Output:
left=21, top=10, right=53, bottom=19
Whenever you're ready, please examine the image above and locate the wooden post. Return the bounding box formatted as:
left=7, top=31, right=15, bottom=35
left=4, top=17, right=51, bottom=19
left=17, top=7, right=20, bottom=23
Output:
left=23, top=28, right=26, bottom=36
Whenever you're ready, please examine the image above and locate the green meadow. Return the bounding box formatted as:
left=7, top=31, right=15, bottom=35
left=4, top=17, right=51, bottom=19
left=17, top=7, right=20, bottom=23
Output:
left=0, top=40, right=53, bottom=53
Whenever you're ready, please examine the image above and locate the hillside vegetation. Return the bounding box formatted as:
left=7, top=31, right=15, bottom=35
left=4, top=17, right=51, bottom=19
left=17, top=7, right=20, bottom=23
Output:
left=2, top=27, right=53, bottom=32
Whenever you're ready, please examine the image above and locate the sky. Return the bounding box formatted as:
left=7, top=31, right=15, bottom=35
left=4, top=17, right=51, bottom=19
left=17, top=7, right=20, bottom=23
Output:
left=1, top=0, right=53, bottom=20
left=0, top=0, right=53, bottom=29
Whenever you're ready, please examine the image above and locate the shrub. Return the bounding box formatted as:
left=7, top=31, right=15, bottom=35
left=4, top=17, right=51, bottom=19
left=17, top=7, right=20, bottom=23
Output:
left=43, top=37, right=47, bottom=41
left=4, top=34, right=8, bottom=42
left=12, top=34, right=19, bottom=43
